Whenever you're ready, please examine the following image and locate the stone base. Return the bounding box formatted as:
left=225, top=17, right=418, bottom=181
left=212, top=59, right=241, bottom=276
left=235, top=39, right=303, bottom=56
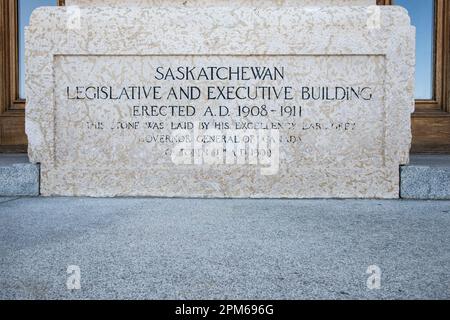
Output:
left=401, top=155, right=450, bottom=200
left=2, top=154, right=449, bottom=199
left=0, top=154, right=40, bottom=196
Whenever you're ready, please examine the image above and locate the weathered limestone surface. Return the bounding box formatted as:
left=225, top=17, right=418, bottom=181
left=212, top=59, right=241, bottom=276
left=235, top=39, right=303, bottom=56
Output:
left=26, top=4, right=415, bottom=198
left=65, top=0, right=376, bottom=7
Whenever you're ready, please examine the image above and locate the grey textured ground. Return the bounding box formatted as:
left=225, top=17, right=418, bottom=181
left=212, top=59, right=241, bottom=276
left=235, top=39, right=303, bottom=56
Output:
left=1, top=197, right=450, bottom=300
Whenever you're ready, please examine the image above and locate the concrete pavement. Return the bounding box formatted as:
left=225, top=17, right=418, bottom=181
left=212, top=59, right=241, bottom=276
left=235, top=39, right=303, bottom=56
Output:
left=1, top=197, right=450, bottom=300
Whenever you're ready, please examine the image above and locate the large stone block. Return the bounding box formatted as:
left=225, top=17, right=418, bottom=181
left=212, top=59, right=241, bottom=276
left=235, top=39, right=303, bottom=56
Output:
left=65, top=0, right=376, bottom=7
left=25, top=3, right=415, bottom=198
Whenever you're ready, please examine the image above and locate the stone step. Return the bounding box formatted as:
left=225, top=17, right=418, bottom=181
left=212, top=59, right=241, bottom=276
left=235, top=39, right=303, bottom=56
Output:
left=401, top=155, right=450, bottom=200
left=0, top=154, right=39, bottom=196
